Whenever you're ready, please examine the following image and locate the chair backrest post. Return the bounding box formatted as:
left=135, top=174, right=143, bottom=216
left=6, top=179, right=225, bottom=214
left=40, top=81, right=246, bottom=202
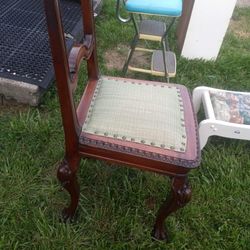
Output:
left=44, top=0, right=80, bottom=158
left=81, top=0, right=99, bottom=80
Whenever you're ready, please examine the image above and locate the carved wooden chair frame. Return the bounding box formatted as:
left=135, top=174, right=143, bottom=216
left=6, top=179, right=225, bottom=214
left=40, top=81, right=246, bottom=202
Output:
left=44, top=0, right=200, bottom=241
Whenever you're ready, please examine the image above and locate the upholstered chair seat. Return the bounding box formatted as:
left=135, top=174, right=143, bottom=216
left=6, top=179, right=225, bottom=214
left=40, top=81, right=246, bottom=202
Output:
left=80, top=77, right=199, bottom=168
left=193, top=86, right=250, bottom=150
left=210, top=90, right=250, bottom=125
left=125, top=0, right=183, bottom=16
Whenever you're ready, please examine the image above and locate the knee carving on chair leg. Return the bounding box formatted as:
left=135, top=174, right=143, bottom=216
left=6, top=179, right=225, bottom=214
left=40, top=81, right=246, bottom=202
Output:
left=57, top=158, right=80, bottom=222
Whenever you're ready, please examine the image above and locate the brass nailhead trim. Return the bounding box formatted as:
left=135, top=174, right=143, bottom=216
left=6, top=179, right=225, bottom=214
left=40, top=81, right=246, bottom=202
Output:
left=84, top=78, right=188, bottom=154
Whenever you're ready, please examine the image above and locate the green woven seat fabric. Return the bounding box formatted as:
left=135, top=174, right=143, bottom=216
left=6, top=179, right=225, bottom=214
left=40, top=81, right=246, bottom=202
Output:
left=210, top=90, right=250, bottom=125
left=82, top=77, right=187, bottom=152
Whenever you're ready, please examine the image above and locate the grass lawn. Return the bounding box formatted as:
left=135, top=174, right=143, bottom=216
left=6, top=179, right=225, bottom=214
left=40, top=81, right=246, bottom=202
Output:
left=0, top=1, right=250, bottom=249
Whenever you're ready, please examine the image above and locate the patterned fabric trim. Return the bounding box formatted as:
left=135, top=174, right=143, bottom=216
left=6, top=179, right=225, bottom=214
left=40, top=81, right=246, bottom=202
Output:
left=210, top=90, right=250, bottom=125
left=80, top=136, right=200, bottom=168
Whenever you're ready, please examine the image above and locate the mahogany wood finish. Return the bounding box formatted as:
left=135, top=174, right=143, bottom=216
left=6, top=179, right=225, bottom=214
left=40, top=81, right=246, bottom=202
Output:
left=57, top=158, right=80, bottom=221
left=43, top=0, right=200, bottom=241
left=153, top=177, right=191, bottom=240
left=68, top=34, right=94, bottom=89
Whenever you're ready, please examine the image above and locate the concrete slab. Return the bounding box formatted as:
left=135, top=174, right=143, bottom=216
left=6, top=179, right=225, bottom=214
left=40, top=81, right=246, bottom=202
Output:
left=0, top=0, right=103, bottom=107
left=0, top=78, right=44, bottom=106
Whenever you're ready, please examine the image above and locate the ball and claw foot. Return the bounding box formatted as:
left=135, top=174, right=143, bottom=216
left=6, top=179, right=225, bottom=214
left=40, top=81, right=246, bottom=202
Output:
left=60, top=208, right=78, bottom=223
left=57, top=159, right=80, bottom=224
left=152, top=177, right=191, bottom=241
left=152, top=226, right=168, bottom=241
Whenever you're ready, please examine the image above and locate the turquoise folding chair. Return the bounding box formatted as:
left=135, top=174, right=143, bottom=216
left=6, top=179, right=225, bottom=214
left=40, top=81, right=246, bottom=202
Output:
left=116, top=0, right=182, bottom=82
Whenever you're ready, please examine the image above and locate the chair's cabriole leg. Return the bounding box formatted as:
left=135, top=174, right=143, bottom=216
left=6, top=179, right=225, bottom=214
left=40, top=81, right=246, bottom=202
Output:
left=152, top=176, right=191, bottom=241
left=57, top=158, right=80, bottom=222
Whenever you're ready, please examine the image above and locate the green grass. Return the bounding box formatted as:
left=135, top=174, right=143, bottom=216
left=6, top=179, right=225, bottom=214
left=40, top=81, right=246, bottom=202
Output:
left=1, top=2, right=250, bottom=249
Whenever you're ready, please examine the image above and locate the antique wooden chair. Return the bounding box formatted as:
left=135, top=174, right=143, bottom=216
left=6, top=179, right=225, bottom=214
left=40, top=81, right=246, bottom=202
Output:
left=193, top=86, right=250, bottom=149
left=44, top=0, right=200, bottom=240
left=116, top=0, right=183, bottom=82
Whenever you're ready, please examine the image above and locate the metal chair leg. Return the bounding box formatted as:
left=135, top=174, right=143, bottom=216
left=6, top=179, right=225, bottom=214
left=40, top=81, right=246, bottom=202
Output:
left=163, top=17, right=176, bottom=52
left=164, top=37, right=170, bottom=51
left=161, top=40, right=169, bottom=82
left=161, top=18, right=177, bottom=82
left=122, top=34, right=139, bottom=75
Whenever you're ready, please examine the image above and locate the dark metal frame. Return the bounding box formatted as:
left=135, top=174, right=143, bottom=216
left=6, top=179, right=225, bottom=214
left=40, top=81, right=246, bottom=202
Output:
left=116, top=0, right=177, bottom=81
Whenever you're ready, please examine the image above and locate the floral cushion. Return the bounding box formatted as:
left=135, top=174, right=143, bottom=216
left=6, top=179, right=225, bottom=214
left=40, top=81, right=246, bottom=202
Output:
left=210, top=90, right=250, bottom=125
